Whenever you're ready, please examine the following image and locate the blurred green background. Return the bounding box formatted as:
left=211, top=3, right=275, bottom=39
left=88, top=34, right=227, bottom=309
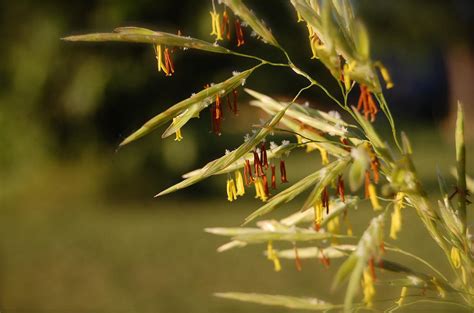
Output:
left=1, top=0, right=473, bottom=312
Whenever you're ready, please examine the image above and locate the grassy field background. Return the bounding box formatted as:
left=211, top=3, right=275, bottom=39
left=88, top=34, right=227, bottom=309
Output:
left=1, top=127, right=472, bottom=313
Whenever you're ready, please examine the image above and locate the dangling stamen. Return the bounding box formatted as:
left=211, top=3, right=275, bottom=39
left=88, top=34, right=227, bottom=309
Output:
left=260, top=142, right=268, bottom=169
left=370, top=156, right=380, bottom=184
left=319, top=248, right=330, bottom=269
left=357, top=85, right=379, bottom=122
left=368, top=183, right=382, bottom=211
left=253, top=151, right=264, bottom=177
left=226, top=93, right=233, bottom=112
left=235, top=19, right=245, bottom=47
left=164, top=47, right=174, bottom=76
left=375, top=62, right=394, bottom=89
left=266, top=241, right=281, bottom=272
left=364, top=170, right=371, bottom=199
left=337, top=175, right=345, bottom=202
left=314, top=200, right=323, bottom=231
left=235, top=170, right=245, bottom=196
left=367, top=92, right=378, bottom=122
left=322, top=187, right=329, bottom=214
left=280, top=160, right=288, bottom=183
left=254, top=177, right=268, bottom=202
left=154, top=44, right=169, bottom=75
left=390, top=193, right=404, bottom=240
left=262, top=174, right=269, bottom=198
left=244, top=159, right=253, bottom=185
left=172, top=118, right=183, bottom=141
left=209, top=1, right=223, bottom=41
left=363, top=267, right=376, bottom=307
left=226, top=176, right=237, bottom=202
left=232, top=89, right=238, bottom=115
left=271, top=164, right=276, bottom=189
left=211, top=95, right=223, bottom=135
left=221, top=8, right=231, bottom=40
left=293, top=244, right=302, bottom=272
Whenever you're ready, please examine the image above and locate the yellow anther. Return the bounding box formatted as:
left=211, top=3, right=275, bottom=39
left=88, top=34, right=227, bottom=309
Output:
left=254, top=177, right=267, bottom=202
left=368, top=184, right=382, bottom=211
left=319, top=147, right=329, bottom=165
left=314, top=200, right=323, bottom=228
left=363, top=268, right=375, bottom=307
left=297, top=11, right=304, bottom=22
left=209, top=11, right=223, bottom=40
left=450, top=247, right=461, bottom=269
left=390, top=193, right=404, bottom=239
left=226, top=178, right=237, bottom=202
left=154, top=44, right=169, bottom=75
left=267, top=241, right=282, bottom=272
left=395, top=287, right=408, bottom=306
left=431, top=277, right=446, bottom=298
left=343, top=63, right=352, bottom=91
left=172, top=118, right=183, bottom=141
left=375, top=62, right=394, bottom=89
left=234, top=170, right=245, bottom=196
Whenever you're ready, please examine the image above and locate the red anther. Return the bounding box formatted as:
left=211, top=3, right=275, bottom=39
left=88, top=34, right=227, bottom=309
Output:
left=294, top=246, right=302, bottom=272
left=370, top=157, right=380, bottom=184
left=364, top=170, right=371, bottom=199
left=226, top=93, right=233, bottom=112
left=357, top=85, right=366, bottom=111
left=232, top=89, right=238, bottom=115
left=262, top=174, right=269, bottom=197
left=235, top=19, right=245, bottom=47
left=215, top=95, right=222, bottom=120
left=164, top=48, right=174, bottom=76
left=221, top=9, right=231, bottom=40
left=244, top=159, right=253, bottom=185
left=280, top=160, right=288, bottom=183
left=271, top=164, right=276, bottom=189
left=338, top=175, right=345, bottom=202
left=253, top=151, right=264, bottom=177
left=314, top=222, right=321, bottom=231
left=320, top=249, right=330, bottom=269
left=369, top=258, right=376, bottom=281
left=357, top=85, right=379, bottom=122
left=322, top=187, right=329, bottom=214
left=260, top=142, right=268, bottom=169
left=367, top=92, right=378, bottom=122
left=211, top=95, right=223, bottom=135
left=340, top=137, right=351, bottom=152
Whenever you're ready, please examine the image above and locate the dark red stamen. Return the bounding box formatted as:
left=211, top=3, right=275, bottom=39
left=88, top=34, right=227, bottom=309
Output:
left=338, top=175, right=345, bottom=202
left=357, top=85, right=379, bottom=122
left=260, top=143, right=268, bottom=169
left=211, top=95, right=223, bottom=135
left=280, top=160, right=288, bottom=183
left=370, top=157, right=380, bottom=184
left=244, top=159, right=253, bottom=185
left=221, top=9, right=231, bottom=40
left=322, top=187, right=329, bottom=214
left=271, top=164, right=276, bottom=189
left=319, top=249, right=330, bottom=269
left=369, top=258, right=377, bottom=281
left=294, top=245, right=302, bottom=272
left=232, top=89, right=238, bottom=115
left=262, top=174, right=269, bottom=197
left=364, top=170, right=371, bottom=199
left=253, top=151, right=264, bottom=177
left=164, top=48, right=175, bottom=76
left=235, top=19, right=245, bottom=47
left=226, top=94, right=233, bottom=112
